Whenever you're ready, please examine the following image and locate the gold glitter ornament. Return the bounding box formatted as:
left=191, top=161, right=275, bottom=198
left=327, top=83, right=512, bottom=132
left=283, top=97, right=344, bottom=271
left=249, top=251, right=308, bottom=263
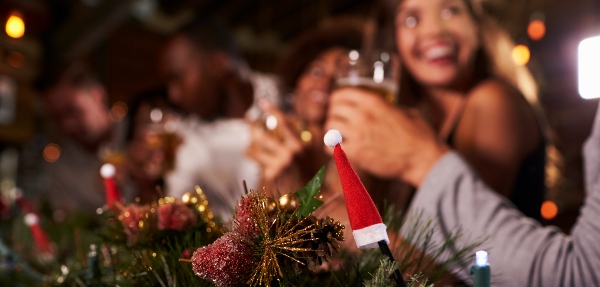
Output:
left=265, top=197, right=278, bottom=215
left=278, top=193, right=299, bottom=214
left=241, top=190, right=317, bottom=287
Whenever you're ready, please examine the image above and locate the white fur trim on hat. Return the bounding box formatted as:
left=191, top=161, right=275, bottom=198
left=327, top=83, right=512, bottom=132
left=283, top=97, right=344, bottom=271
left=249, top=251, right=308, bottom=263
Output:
left=352, top=223, right=389, bottom=249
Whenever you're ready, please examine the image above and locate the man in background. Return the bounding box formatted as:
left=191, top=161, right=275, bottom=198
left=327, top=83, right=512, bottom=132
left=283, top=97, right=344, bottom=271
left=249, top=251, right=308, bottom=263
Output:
left=159, top=16, right=280, bottom=220
left=31, top=62, right=133, bottom=213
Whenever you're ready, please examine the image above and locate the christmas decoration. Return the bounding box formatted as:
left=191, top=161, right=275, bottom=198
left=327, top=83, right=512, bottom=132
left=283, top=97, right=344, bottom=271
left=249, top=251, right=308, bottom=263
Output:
left=278, top=193, right=299, bottom=214
left=324, top=129, right=405, bottom=287
left=265, top=197, right=278, bottom=215
left=190, top=232, right=255, bottom=287
left=470, top=250, right=491, bottom=287
left=23, top=213, right=53, bottom=256
left=184, top=169, right=345, bottom=287
left=3, top=157, right=484, bottom=287
left=158, top=201, right=198, bottom=231
left=100, top=163, right=123, bottom=208
left=240, top=189, right=322, bottom=287
left=324, top=129, right=387, bottom=249
left=118, top=203, right=156, bottom=245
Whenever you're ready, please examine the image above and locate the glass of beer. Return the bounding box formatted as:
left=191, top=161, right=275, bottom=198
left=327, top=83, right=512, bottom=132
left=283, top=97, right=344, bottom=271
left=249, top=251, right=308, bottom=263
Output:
left=145, top=108, right=180, bottom=175
left=335, top=50, right=400, bottom=104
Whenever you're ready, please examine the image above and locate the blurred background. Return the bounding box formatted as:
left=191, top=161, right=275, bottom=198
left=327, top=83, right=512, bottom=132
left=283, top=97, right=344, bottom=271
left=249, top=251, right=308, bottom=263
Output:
left=0, top=0, right=599, bottom=232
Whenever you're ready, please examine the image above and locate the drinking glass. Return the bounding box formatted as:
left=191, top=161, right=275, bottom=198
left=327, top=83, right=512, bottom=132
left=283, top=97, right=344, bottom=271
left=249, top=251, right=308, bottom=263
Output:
left=335, top=50, right=400, bottom=104
left=144, top=107, right=180, bottom=175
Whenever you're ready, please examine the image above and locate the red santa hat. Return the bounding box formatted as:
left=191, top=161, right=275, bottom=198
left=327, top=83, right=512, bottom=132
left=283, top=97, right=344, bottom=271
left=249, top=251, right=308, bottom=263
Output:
left=100, top=163, right=123, bottom=207
left=24, top=213, right=53, bottom=254
left=324, top=129, right=389, bottom=249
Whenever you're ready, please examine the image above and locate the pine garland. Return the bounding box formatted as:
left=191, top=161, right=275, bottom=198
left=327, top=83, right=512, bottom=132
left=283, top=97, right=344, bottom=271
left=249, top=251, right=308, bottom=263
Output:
left=2, top=168, right=484, bottom=286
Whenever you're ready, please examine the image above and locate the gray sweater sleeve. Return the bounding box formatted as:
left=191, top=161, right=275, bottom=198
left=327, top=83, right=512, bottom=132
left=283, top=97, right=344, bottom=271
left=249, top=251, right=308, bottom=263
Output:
left=406, top=103, right=600, bottom=287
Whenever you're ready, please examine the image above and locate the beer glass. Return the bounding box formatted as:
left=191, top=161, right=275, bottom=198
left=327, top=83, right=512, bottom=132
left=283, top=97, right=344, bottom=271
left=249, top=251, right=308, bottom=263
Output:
left=335, top=50, right=400, bottom=104
left=145, top=107, right=179, bottom=175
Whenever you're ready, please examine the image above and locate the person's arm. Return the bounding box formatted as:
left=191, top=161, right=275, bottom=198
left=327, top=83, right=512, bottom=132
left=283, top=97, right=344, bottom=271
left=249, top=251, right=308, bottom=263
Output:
left=407, top=148, right=600, bottom=286
left=583, top=102, right=600, bottom=194
left=245, top=101, right=304, bottom=192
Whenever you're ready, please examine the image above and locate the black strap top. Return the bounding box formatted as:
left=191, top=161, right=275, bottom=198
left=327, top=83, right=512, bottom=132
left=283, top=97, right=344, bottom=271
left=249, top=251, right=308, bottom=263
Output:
left=447, top=131, right=546, bottom=221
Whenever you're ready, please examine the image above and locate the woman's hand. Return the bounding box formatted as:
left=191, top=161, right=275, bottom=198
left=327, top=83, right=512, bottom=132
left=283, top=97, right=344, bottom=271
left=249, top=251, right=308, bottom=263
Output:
left=246, top=102, right=303, bottom=186
left=325, top=87, right=449, bottom=187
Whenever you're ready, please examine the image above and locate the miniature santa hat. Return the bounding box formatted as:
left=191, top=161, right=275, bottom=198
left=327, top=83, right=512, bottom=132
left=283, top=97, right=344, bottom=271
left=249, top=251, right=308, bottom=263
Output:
left=24, top=213, right=53, bottom=254
left=324, top=129, right=389, bottom=249
left=100, top=163, right=122, bottom=207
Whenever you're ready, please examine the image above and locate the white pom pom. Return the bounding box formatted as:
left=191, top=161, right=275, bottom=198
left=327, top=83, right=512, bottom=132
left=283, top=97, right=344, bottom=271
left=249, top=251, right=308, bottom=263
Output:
left=324, top=129, right=342, bottom=148
left=100, top=163, right=116, bottom=178
left=24, top=213, right=38, bottom=226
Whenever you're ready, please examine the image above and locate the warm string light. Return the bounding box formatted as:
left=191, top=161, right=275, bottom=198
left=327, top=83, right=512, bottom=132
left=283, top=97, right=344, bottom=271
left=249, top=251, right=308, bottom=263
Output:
left=512, top=45, right=531, bottom=66
left=528, top=20, right=546, bottom=41
left=5, top=12, right=25, bottom=39
left=43, top=143, right=61, bottom=163
left=541, top=200, right=558, bottom=220
left=109, top=101, right=128, bottom=122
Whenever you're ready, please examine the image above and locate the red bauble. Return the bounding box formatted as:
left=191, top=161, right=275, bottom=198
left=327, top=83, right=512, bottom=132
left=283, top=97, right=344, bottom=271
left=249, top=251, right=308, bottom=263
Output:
left=192, top=232, right=255, bottom=287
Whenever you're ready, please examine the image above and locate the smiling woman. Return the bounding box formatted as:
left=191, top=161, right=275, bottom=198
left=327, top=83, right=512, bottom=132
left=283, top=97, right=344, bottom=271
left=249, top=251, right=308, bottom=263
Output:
left=326, top=0, right=549, bottom=221
left=246, top=18, right=363, bottom=193
left=394, top=0, right=548, bottom=221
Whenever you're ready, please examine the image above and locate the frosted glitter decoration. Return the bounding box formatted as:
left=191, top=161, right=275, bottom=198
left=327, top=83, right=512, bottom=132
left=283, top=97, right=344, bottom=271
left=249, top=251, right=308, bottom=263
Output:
left=191, top=232, right=255, bottom=287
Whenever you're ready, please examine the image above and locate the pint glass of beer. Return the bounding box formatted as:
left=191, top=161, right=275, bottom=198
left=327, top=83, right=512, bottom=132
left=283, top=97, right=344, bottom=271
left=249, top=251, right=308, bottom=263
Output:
left=335, top=50, right=399, bottom=104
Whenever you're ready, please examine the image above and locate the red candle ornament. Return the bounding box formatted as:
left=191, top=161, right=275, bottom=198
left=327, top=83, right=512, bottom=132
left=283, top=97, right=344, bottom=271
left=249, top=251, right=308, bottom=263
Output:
left=324, top=129, right=389, bottom=249
left=100, top=163, right=122, bottom=207
left=24, top=213, right=53, bottom=254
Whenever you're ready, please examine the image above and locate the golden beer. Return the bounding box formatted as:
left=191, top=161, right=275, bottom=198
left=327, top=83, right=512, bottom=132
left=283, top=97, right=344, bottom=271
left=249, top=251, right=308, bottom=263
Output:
left=336, top=77, right=399, bottom=104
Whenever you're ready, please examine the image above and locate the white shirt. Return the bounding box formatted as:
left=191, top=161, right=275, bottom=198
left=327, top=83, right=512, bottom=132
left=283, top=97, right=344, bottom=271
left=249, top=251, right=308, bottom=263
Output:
left=165, top=71, right=279, bottom=221
left=165, top=116, right=260, bottom=221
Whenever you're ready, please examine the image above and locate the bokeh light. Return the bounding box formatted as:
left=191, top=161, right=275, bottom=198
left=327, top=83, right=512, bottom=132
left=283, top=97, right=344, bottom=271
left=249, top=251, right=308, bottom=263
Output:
left=541, top=200, right=558, bottom=220
left=43, top=143, right=61, bottom=163
left=512, top=45, right=530, bottom=66
left=109, top=101, right=128, bottom=122
left=578, top=35, right=600, bottom=99
left=300, top=130, right=312, bottom=142
left=6, top=51, right=25, bottom=68
left=528, top=20, right=546, bottom=41
left=5, top=13, right=25, bottom=39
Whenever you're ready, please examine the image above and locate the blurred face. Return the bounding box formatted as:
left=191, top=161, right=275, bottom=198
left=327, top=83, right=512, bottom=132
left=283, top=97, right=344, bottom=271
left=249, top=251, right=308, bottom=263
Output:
left=162, top=35, right=221, bottom=118
left=44, top=84, right=109, bottom=146
left=395, top=0, right=480, bottom=89
left=293, top=48, right=345, bottom=124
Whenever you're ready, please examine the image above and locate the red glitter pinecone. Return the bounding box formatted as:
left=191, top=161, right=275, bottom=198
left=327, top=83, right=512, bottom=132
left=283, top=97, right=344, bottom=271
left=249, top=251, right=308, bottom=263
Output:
left=157, top=202, right=197, bottom=231
left=191, top=232, right=255, bottom=287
